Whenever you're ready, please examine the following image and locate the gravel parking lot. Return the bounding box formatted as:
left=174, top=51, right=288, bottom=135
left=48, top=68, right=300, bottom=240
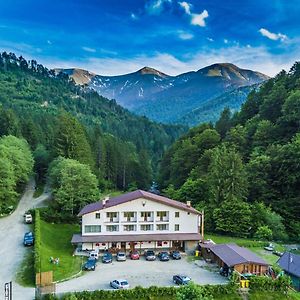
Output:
left=57, top=255, right=228, bottom=294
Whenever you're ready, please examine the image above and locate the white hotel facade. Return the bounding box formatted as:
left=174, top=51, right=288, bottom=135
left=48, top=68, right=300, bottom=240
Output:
left=71, top=190, right=203, bottom=253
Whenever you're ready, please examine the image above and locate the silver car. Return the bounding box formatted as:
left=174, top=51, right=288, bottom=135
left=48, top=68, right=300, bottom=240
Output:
left=116, top=251, right=126, bottom=261
left=110, top=279, right=129, bottom=289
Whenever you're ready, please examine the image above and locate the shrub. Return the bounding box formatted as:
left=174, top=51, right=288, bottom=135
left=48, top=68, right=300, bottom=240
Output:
left=34, top=209, right=41, bottom=275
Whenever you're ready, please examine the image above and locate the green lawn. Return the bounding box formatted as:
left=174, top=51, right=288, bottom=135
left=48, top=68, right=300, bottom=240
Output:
left=40, top=220, right=82, bottom=282
left=249, top=291, right=300, bottom=300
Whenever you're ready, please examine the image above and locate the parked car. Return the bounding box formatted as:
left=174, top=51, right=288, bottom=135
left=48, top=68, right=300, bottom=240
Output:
left=145, top=250, right=156, bottom=261
left=23, top=232, right=34, bottom=246
left=24, top=212, right=32, bottom=224
left=158, top=251, right=170, bottom=261
left=102, top=252, right=113, bottom=263
left=89, top=250, right=99, bottom=260
left=173, top=274, right=191, bottom=285
left=170, top=250, right=181, bottom=260
left=83, top=258, right=97, bottom=271
left=130, top=250, right=140, bottom=260
left=116, top=251, right=126, bottom=261
left=264, top=243, right=274, bottom=251
left=110, top=279, right=129, bottom=289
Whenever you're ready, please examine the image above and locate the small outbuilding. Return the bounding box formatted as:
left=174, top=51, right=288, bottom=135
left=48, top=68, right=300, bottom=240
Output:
left=277, top=252, right=300, bottom=291
left=200, top=243, right=269, bottom=276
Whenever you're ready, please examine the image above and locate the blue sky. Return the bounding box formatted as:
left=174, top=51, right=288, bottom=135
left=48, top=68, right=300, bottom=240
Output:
left=0, top=0, right=299, bottom=76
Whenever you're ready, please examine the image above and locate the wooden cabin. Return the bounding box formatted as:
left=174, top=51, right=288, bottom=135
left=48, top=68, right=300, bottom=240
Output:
left=200, top=243, right=269, bottom=276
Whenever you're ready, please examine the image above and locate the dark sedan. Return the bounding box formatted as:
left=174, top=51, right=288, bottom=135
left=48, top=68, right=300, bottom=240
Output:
left=173, top=274, right=191, bottom=285
left=83, top=258, right=97, bottom=271
left=102, top=252, right=113, bottom=263
left=170, top=250, right=181, bottom=260
left=158, top=251, right=170, bottom=261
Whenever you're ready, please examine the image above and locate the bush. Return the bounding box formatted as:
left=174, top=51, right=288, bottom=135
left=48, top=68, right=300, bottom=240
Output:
left=250, top=275, right=291, bottom=293
left=254, top=226, right=273, bottom=241
left=34, top=209, right=41, bottom=275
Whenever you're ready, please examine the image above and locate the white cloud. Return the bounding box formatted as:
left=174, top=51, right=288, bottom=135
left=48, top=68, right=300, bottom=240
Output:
left=178, top=1, right=191, bottom=14
left=40, top=44, right=298, bottom=77
left=178, top=30, right=194, bottom=40
left=82, top=46, right=96, bottom=53
left=259, top=28, right=288, bottom=42
left=179, top=1, right=208, bottom=27
left=191, top=10, right=208, bottom=27
left=146, top=0, right=172, bottom=15
left=207, top=37, right=214, bottom=42
left=224, top=39, right=229, bottom=44
left=3, top=39, right=298, bottom=78
left=47, top=40, right=52, bottom=45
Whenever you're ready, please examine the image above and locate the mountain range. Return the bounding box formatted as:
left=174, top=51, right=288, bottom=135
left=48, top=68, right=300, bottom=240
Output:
left=58, top=63, right=269, bottom=125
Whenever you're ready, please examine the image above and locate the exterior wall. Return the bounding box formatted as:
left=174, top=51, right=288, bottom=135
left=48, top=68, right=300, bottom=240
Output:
left=184, top=241, right=198, bottom=254
left=289, top=274, right=300, bottom=291
left=234, top=263, right=268, bottom=275
left=81, top=197, right=200, bottom=237
left=82, top=240, right=186, bottom=252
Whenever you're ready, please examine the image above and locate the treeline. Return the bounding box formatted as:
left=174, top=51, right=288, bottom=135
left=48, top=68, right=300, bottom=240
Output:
left=0, top=51, right=185, bottom=176
left=0, top=135, right=33, bottom=214
left=159, top=62, right=300, bottom=241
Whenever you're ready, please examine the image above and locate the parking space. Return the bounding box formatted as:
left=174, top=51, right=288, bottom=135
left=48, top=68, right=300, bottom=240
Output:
left=56, top=255, right=228, bottom=294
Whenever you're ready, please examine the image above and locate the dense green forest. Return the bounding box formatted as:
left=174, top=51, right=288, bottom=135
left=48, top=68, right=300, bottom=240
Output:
left=159, top=62, right=300, bottom=241
left=0, top=52, right=185, bottom=217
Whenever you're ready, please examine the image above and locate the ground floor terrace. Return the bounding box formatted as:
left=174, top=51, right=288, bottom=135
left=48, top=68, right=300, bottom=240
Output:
left=71, top=232, right=201, bottom=253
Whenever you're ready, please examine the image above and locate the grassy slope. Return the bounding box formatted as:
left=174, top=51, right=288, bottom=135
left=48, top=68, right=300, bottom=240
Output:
left=40, top=220, right=82, bottom=282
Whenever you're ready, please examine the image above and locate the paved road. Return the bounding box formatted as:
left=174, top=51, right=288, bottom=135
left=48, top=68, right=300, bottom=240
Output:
left=0, top=179, right=50, bottom=300
left=56, top=256, right=228, bottom=294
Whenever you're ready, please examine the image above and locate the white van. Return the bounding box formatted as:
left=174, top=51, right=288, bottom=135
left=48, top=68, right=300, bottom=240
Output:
left=89, top=250, right=99, bottom=260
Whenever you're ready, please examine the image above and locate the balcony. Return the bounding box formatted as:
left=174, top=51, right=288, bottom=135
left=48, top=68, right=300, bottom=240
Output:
left=155, top=217, right=169, bottom=222
left=139, top=217, right=154, bottom=223
left=121, top=217, right=137, bottom=223
left=104, top=217, right=119, bottom=223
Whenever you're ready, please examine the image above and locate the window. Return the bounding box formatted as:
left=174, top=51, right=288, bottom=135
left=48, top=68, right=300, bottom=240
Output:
left=175, top=224, right=180, bottom=231
left=124, top=211, right=135, bottom=221
left=95, top=213, right=100, bottom=219
left=157, top=211, right=167, bottom=221
left=106, top=225, right=119, bottom=232
left=157, top=241, right=162, bottom=246
left=123, top=225, right=136, bottom=231
left=106, top=212, right=118, bottom=221
left=141, top=211, right=152, bottom=221
left=156, top=224, right=169, bottom=231
left=84, top=225, right=101, bottom=233
left=175, top=211, right=180, bottom=218
left=140, top=224, right=153, bottom=231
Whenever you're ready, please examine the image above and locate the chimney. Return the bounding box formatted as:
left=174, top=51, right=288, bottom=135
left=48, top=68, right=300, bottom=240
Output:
left=186, top=200, right=191, bottom=207
left=102, top=196, right=110, bottom=207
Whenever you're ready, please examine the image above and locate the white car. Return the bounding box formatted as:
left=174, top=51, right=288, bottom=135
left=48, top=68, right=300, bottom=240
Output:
left=116, top=251, right=126, bottom=261
left=24, top=213, right=32, bottom=224
left=89, top=250, right=99, bottom=260
left=110, top=279, right=129, bottom=289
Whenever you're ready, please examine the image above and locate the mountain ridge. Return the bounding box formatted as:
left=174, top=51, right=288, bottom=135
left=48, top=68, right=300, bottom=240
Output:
left=57, top=63, right=269, bottom=124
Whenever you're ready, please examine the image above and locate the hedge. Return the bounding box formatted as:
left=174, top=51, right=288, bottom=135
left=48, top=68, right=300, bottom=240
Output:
left=249, top=275, right=291, bottom=293
left=34, top=209, right=41, bottom=275
left=42, top=283, right=238, bottom=300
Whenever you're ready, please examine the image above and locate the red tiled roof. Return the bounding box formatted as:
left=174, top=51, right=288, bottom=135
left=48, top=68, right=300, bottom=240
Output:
left=71, top=233, right=202, bottom=243
left=78, top=190, right=201, bottom=216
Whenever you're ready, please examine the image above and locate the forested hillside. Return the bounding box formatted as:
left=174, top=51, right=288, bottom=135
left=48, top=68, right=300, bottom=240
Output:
left=159, top=62, right=300, bottom=241
left=0, top=52, right=185, bottom=216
